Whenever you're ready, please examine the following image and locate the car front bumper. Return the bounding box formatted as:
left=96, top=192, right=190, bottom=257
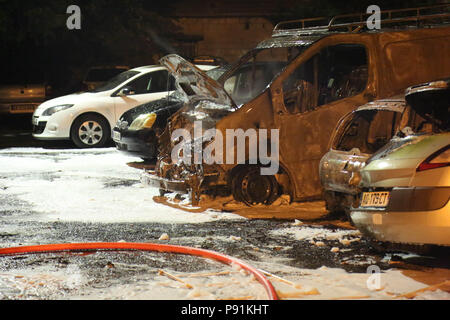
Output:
left=350, top=187, right=450, bottom=246
left=140, top=162, right=224, bottom=204
left=112, top=127, right=158, bottom=160
left=141, top=171, right=189, bottom=193
left=31, top=112, right=72, bottom=140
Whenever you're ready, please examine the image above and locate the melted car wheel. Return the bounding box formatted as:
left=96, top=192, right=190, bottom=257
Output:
left=232, top=166, right=279, bottom=206
left=71, top=114, right=110, bottom=148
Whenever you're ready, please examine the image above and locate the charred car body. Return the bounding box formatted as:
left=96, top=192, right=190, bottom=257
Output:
left=350, top=79, right=450, bottom=248
left=113, top=66, right=227, bottom=161
left=145, top=6, right=450, bottom=205
left=319, top=97, right=405, bottom=215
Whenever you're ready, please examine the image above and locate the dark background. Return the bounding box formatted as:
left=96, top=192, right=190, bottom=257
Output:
left=0, top=0, right=442, bottom=94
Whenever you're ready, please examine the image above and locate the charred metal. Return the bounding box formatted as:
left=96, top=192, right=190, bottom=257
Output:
left=143, top=6, right=450, bottom=208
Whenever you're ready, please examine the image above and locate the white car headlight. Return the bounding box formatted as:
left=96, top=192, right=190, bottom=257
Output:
left=42, top=104, right=74, bottom=116
left=129, top=113, right=157, bottom=131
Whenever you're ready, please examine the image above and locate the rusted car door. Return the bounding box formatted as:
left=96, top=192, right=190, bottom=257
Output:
left=270, top=37, right=376, bottom=201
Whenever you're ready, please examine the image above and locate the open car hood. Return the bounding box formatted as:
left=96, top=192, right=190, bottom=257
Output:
left=159, top=54, right=235, bottom=111
left=405, top=78, right=450, bottom=131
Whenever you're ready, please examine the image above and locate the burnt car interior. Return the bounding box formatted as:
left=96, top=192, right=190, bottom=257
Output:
left=335, top=110, right=401, bottom=154
left=283, top=44, right=368, bottom=114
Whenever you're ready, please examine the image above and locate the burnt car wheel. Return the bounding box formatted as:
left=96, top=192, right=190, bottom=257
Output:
left=71, top=114, right=110, bottom=148
left=323, top=191, right=355, bottom=224
left=232, top=166, right=279, bottom=206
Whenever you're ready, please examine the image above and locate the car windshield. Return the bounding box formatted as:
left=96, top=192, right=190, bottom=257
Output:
left=92, top=70, right=140, bottom=92
left=221, top=46, right=306, bottom=106
left=85, top=68, right=129, bottom=82
left=205, top=66, right=228, bottom=81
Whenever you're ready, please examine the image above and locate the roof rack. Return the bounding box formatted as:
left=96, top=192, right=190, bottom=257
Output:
left=273, top=4, right=450, bottom=36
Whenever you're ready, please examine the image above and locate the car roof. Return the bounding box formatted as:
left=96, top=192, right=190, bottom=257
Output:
left=129, top=65, right=166, bottom=72
left=356, top=95, right=406, bottom=113
left=129, top=64, right=216, bottom=73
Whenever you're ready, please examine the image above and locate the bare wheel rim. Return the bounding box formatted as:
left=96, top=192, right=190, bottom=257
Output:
left=241, top=170, right=273, bottom=205
left=78, top=120, right=103, bottom=146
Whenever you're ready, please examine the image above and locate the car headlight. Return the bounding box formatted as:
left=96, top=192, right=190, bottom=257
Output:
left=129, top=113, right=157, bottom=131
left=42, top=104, right=74, bottom=116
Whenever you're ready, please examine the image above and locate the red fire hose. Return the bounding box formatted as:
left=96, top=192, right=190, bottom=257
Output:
left=0, top=242, right=278, bottom=300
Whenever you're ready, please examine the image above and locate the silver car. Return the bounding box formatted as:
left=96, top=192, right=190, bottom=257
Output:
left=350, top=79, right=450, bottom=247
left=319, top=97, right=405, bottom=216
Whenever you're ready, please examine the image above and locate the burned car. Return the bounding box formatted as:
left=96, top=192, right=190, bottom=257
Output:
left=350, top=78, right=450, bottom=247
left=113, top=66, right=228, bottom=161
left=144, top=6, right=450, bottom=205
left=319, top=97, right=405, bottom=216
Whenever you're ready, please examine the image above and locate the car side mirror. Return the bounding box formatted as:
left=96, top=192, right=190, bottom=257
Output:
left=117, top=86, right=135, bottom=96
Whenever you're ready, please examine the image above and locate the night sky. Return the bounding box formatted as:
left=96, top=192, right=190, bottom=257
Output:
left=0, top=0, right=440, bottom=94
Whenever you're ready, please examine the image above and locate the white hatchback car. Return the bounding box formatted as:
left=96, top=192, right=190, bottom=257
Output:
left=32, top=65, right=214, bottom=148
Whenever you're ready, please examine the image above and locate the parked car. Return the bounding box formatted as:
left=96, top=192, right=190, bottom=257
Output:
left=81, top=65, right=130, bottom=91
left=0, top=83, right=52, bottom=115
left=350, top=78, right=450, bottom=248
left=32, top=65, right=178, bottom=148
left=319, top=97, right=405, bottom=216
left=145, top=5, right=450, bottom=205
left=113, top=66, right=228, bottom=161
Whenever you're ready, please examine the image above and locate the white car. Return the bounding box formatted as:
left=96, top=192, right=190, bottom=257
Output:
left=32, top=64, right=215, bottom=148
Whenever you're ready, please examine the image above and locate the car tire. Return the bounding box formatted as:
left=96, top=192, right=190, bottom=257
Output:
left=71, top=114, right=110, bottom=148
left=231, top=165, right=279, bottom=206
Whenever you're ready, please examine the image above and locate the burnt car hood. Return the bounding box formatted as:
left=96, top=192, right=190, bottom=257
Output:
left=159, top=54, right=235, bottom=111
left=405, top=78, right=450, bottom=131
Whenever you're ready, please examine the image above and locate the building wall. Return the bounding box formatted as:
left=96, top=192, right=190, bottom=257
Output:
left=173, top=17, right=274, bottom=64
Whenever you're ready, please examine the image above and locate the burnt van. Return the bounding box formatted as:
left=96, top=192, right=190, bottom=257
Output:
left=145, top=5, right=450, bottom=206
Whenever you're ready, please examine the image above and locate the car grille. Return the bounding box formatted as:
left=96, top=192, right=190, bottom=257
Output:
left=32, top=121, right=47, bottom=134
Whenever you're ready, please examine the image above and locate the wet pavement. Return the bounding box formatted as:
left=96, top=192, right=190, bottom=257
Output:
left=0, top=116, right=449, bottom=300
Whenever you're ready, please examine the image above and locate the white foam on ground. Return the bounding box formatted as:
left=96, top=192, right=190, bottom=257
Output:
left=270, top=226, right=361, bottom=242
left=1, top=147, right=448, bottom=300
left=0, top=148, right=240, bottom=224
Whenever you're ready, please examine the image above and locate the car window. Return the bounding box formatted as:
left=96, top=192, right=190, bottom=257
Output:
left=336, top=110, right=400, bottom=154
left=125, top=70, right=175, bottom=95
left=283, top=44, right=368, bottom=114
left=398, top=106, right=441, bottom=135
left=93, top=70, right=140, bottom=92
left=405, top=87, right=450, bottom=132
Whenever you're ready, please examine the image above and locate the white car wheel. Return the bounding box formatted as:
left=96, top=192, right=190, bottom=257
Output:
left=78, top=120, right=103, bottom=146
left=71, top=114, right=110, bottom=148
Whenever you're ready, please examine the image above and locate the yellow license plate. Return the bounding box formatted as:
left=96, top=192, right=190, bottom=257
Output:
left=361, top=192, right=390, bottom=208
